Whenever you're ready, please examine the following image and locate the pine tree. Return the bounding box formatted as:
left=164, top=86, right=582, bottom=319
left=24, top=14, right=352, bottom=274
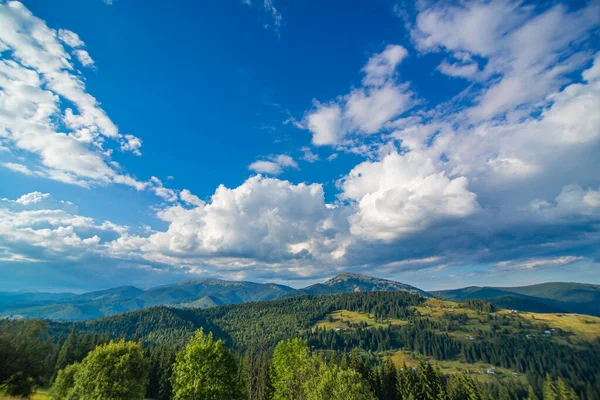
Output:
left=55, top=327, right=78, bottom=373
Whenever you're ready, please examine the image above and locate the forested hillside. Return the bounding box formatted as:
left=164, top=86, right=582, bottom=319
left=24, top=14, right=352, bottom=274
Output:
left=1, top=291, right=599, bottom=399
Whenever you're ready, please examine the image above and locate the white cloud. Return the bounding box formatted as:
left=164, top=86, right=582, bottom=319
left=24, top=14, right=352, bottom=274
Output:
left=342, top=151, right=479, bottom=240
left=248, top=154, right=298, bottom=175
left=0, top=192, right=125, bottom=263
left=14, top=191, right=50, bottom=205
left=300, top=147, right=319, bottom=163
left=412, top=1, right=600, bottom=120
left=249, top=160, right=282, bottom=175
left=304, top=45, right=414, bottom=146
left=2, top=1, right=600, bottom=287
left=362, top=44, right=408, bottom=86
left=2, top=162, right=34, bottom=175
left=494, top=256, right=584, bottom=271
left=437, top=60, right=481, bottom=80
left=0, top=1, right=177, bottom=199
left=180, top=189, right=204, bottom=207
left=120, top=134, right=142, bottom=155
left=306, top=103, right=343, bottom=146
left=73, top=49, right=94, bottom=67
left=345, top=84, right=413, bottom=134
left=274, top=154, right=298, bottom=168
left=111, top=176, right=345, bottom=271
left=57, top=29, right=84, bottom=48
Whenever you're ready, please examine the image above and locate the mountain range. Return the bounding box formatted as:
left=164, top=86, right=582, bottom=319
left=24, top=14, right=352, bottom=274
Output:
left=432, top=282, right=600, bottom=316
left=1, top=273, right=598, bottom=321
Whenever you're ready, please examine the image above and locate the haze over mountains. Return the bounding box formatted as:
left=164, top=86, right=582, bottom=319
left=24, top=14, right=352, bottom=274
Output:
left=1, top=273, right=598, bottom=321
left=432, top=282, right=600, bottom=317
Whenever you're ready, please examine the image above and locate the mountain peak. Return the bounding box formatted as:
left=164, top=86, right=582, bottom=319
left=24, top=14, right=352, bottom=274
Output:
left=328, top=272, right=373, bottom=281
left=326, top=272, right=398, bottom=285
left=320, top=272, right=432, bottom=297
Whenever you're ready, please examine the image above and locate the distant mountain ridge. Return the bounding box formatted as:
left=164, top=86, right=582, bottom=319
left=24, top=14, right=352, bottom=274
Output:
left=2, top=276, right=598, bottom=321
left=0, top=273, right=431, bottom=321
left=432, top=282, right=600, bottom=316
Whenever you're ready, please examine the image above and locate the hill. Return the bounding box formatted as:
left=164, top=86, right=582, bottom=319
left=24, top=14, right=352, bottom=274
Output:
left=0, top=273, right=431, bottom=321
left=432, top=282, right=600, bottom=316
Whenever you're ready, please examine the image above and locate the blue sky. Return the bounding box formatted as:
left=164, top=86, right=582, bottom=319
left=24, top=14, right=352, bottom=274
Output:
left=0, top=0, right=599, bottom=292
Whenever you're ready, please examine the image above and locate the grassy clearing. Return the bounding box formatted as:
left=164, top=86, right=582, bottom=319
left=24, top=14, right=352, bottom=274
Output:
left=386, top=350, right=526, bottom=384
left=0, top=390, right=48, bottom=400
left=415, top=299, right=480, bottom=319
left=415, top=299, right=494, bottom=335
left=419, top=299, right=600, bottom=343
left=314, top=310, right=408, bottom=330
left=516, top=312, right=600, bottom=342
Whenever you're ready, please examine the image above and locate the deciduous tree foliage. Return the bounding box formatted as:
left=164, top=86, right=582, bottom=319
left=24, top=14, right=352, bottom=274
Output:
left=271, top=338, right=375, bottom=400
left=70, top=340, right=148, bottom=400
left=49, top=362, right=80, bottom=400
left=307, top=364, right=376, bottom=400
left=171, top=328, right=245, bottom=400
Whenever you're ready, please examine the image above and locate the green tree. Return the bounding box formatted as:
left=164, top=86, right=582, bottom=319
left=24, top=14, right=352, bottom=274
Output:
left=171, top=328, right=245, bottom=400
left=0, top=320, right=53, bottom=392
left=448, top=373, right=483, bottom=400
left=55, top=327, right=78, bottom=373
left=525, top=385, right=539, bottom=400
left=49, top=363, right=81, bottom=400
left=544, top=375, right=558, bottom=400
left=3, top=372, right=35, bottom=398
left=271, top=338, right=316, bottom=400
left=71, top=340, right=148, bottom=400
left=555, top=378, right=579, bottom=400
left=306, top=364, right=376, bottom=400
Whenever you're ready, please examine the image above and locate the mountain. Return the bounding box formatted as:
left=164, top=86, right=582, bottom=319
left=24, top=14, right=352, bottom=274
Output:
left=0, top=273, right=431, bottom=321
left=137, top=279, right=293, bottom=306
left=0, top=291, right=76, bottom=310
left=289, top=272, right=432, bottom=298
left=432, top=282, right=600, bottom=316
left=0, top=279, right=295, bottom=321
left=5, top=275, right=597, bottom=322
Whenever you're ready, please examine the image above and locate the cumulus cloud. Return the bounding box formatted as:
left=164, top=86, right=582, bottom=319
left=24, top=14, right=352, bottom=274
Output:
left=0, top=192, right=124, bottom=262
left=342, top=151, right=479, bottom=240
left=306, top=103, right=343, bottom=146
left=107, top=176, right=347, bottom=281
left=304, top=45, right=414, bottom=146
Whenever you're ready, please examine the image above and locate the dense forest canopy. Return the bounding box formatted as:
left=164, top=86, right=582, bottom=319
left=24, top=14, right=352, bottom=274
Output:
left=1, top=291, right=599, bottom=399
